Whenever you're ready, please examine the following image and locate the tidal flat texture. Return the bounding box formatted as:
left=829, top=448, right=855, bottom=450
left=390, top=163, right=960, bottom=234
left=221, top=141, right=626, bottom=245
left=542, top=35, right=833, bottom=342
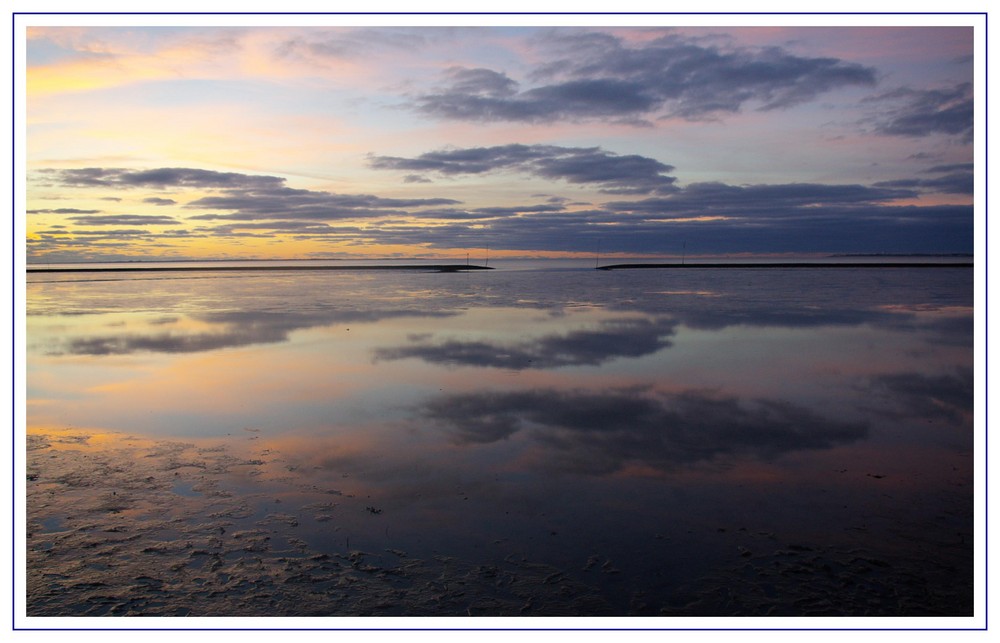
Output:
left=25, top=262, right=974, bottom=617
left=26, top=426, right=971, bottom=617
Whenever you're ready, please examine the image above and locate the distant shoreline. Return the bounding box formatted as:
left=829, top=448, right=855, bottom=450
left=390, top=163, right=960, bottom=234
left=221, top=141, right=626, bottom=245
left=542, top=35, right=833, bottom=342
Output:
left=26, top=264, right=493, bottom=274
left=25, top=261, right=974, bottom=274
left=596, top=262, right=973, bottom=270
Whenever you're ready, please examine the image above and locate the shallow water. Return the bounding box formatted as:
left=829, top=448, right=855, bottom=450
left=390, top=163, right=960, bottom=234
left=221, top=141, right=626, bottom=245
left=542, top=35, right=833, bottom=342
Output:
left=25, top=262, right=974, bottom=617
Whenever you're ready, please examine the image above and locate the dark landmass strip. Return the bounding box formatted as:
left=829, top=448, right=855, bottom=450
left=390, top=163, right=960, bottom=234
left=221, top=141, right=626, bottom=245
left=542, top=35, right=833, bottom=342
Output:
left=596, top=262, right=973, bottom=271
left=27, top=264, right=493, bottom=274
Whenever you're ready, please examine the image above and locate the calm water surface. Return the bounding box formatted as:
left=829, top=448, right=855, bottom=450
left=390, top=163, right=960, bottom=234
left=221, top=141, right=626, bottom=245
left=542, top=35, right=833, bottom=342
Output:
left=25, top=261, right=974, bottom=617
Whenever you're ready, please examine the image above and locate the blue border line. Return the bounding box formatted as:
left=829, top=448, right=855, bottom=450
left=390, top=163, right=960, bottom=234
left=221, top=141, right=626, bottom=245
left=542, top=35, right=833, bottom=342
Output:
left=11, top=10, right=16, bottom=636
left=7, top=10, right=991, bottom=12
left=6, top=627, right=991, bottom=632
left=12, top=11, right=987, bottom=632
left=6, top=11, right=993, bottom=16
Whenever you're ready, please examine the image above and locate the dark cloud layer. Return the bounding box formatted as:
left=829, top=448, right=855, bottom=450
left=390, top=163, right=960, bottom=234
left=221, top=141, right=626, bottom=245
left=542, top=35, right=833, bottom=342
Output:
left=375, top=317, right=677, bottom=369
left=369, top=144, right=678, bottom=195
left=438, top=203, right=567, bottom=218
left=422, top=387, right=869, bottom=473
left=868, top=82, right=973, bottom=142
left=40, top=167, right=288, bottom=190
left=330, top=201, right=971, bottom=256
left=144, top=197, right=178, bottom=206
left=38, top=166, right=462, bottom=224
left=32, top=162, right=972, bottom=257
left=874, top=164, right=973, bottom=196
left=605, top=181, right=916, bottom=215
left=68, top=214, right=180, bottom=226
left=27, top=208, right=102, bottom=215
left=414, top=33, right=877, bottom=124
left=356, top=174, right=969, bottom=255
left=187, top=188, right=459, bottom=222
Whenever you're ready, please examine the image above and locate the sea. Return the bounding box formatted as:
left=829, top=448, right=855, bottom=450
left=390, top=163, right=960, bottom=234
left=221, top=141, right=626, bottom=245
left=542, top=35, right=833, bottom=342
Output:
left=23, top=258, right=976, bottom=620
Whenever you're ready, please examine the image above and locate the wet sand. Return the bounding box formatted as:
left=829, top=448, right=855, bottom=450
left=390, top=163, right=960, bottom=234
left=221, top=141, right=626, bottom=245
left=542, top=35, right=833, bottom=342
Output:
left=26, top=426, right=972, bottom=618
left=26, top=427, right=615, bottom=616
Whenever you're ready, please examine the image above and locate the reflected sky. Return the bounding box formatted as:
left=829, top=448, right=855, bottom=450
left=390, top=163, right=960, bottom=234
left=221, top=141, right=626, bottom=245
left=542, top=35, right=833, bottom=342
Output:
left=25, top=265, right=974, bottom=616
left=421, top=387, right=869, bottom=471
left=375, top=316, right=678, bottom=369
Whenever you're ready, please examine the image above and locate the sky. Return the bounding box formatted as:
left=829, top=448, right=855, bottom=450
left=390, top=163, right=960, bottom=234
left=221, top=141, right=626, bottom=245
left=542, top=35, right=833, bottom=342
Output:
left=22, top=20, right=977, bottom=262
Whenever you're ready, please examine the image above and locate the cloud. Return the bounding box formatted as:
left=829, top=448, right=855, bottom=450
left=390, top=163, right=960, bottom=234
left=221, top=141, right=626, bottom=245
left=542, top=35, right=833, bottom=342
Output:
left=143, top=197, right=177, bottom=206
left=868, top=82, right=973, bottom=141
left=27, top=208, right=102, bottom=214
left=421, top=387, right=869, bottom=473
left=413, top=32, right=877, bottom=124
left=40, top=166, right=287, bottom=189
left=39, top=166, right=462, bottom=224
left=186, top=187, right=461, bottom=222
left=65, top=228, right=162, bottom=237
left=68, top=214, right=180, bottom=225
left=604, top=181, right=916, bottom=217
left=417, top=71, right=658, bottom=124
left=873, top=170, right=973, bottom=196
left=362, top=140, right=964, bottom=254
left=369, top=144, right=677, bottom=195
left=926, top=163, right=973, bottom=173
left=275, top=28, right=432, bottom=62
left=564, top=181, right=971, bottom=253
left=374, top=317, right=677, bottom=369
left=872, top=167, right=973, bottom=199
left=346, top=198, right=971, bottom=256
left=406, top=203, right=567, bottom=221
left=363, top=153, right=963, bottom=253
left=34, top=163, right=972, bottom=257
left=192, top=220, right=352, bottom=233
left=440, top=66, right=518, bottom=97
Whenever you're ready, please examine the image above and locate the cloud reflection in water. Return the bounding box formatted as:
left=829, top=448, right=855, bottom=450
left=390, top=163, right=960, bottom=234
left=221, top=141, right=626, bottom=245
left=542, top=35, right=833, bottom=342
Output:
left=48, top=308, right=459, bottom=356
left=374, top=317, right=677, bottom=369
left=865, top=368, right=974, bottom=426
left=423, top=388, right=869, bottom=474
